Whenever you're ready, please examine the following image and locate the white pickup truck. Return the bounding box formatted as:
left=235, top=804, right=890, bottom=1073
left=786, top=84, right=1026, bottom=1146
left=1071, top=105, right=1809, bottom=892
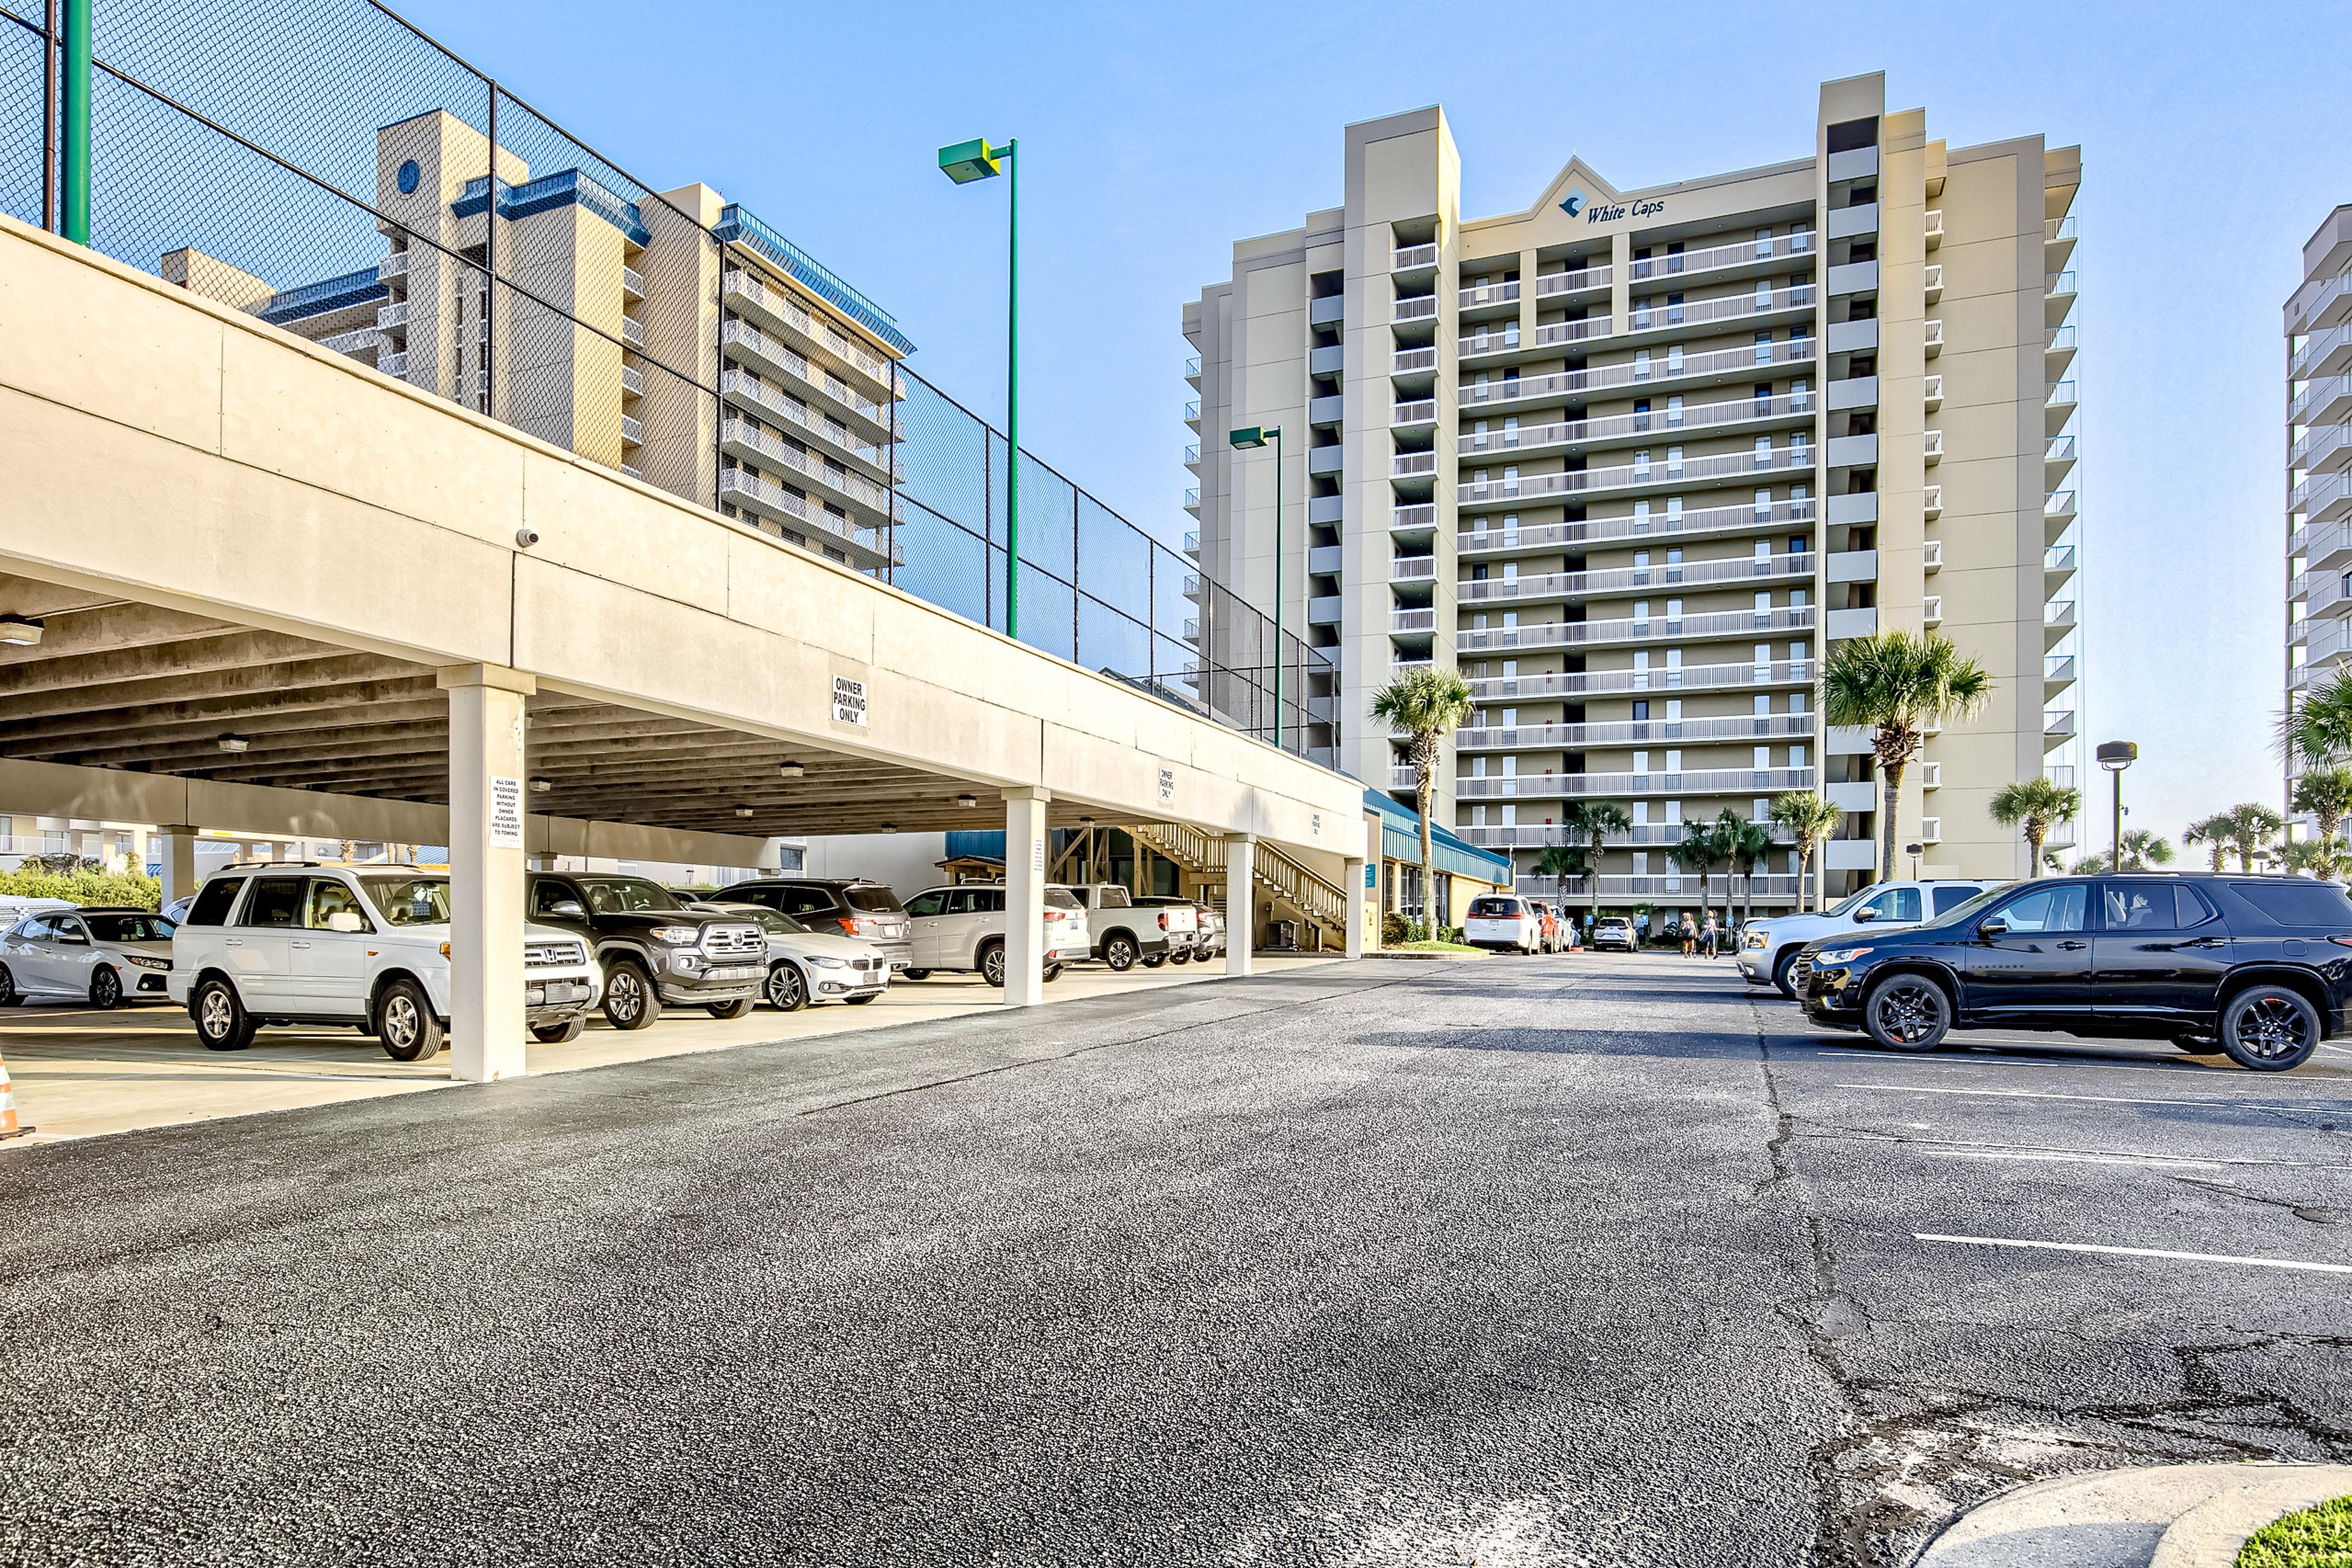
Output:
left=1068, top=884, right=1188, bottom=971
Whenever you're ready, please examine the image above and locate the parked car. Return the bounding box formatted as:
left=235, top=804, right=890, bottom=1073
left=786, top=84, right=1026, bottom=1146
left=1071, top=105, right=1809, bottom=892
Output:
left=1464, top=893, right=1545, bottom=954
left=1067, top=884, right=1174, bottom=972
left=1589, top=915, right=1638, bottom=953
left=695, top=902, right=891, bottom=1011
left=1740, top=879, right=2005, bottom=998
left=0, top=907, right=177, bottom=1009
left=1190, top=902, right=1227, bottom=962
left=1797, top=874, right=2352, bottom=1071
left=719, top=878, right=915, bottom=974
left=525, top=871, right=765, bottom=1030
left=1131, top=896, right=1205, bottom=963
left=169, top=864, right=598, bottom=1059
left=898, top=883, right=1091, bottom=986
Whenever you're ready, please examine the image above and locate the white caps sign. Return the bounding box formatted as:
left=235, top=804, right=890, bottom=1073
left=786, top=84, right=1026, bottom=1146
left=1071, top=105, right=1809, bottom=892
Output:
left=831, top=675, right=868, bottom=727
left=488, top=775, right=525, bottom=849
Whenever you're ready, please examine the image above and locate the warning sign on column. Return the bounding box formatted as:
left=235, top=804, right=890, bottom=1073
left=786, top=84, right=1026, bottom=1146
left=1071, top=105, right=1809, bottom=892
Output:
left=488, top=775, right=525, bottom=849
left=831, top=675, right=868, bottom=726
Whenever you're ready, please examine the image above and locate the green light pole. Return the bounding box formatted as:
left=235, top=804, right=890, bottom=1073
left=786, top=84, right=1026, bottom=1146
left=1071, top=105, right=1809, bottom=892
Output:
left=1229, top=424, right=1285, bottom=749
left=939, top=136, right=1019, bottom=639
left=61, top=0, right=90, bottom=245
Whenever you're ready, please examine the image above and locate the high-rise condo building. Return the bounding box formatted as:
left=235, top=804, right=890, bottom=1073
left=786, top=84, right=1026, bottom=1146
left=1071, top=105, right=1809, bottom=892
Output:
left=1184, top=73, right=2082, bottom=916
left=2288, top=206, right=2352, bottom=804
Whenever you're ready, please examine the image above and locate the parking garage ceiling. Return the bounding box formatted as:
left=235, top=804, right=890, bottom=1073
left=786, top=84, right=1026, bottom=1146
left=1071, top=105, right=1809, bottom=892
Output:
left=0, top=576, right=1069, bottom=839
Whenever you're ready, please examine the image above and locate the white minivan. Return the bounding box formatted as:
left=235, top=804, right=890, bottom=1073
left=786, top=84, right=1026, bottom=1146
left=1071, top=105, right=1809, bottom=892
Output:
left=899, top=883, right=1092, bottom=986
left=170, top=864, right=601, bottom=1060
left=1463, top=893, right=1545, bottom=954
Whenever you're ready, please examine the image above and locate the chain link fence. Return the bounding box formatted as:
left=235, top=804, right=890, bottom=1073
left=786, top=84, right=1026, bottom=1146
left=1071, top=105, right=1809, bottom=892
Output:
left=0, top=0, right=1338, bottom=762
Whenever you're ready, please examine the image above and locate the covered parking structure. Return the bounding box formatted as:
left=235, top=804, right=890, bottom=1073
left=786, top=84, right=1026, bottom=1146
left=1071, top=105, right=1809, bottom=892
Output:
left=0, top=217, right=1369, bottom=1082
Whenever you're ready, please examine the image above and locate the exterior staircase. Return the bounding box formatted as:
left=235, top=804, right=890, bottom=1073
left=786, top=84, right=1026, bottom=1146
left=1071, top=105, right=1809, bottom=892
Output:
left=1127, top=821, right=1348, bottom=948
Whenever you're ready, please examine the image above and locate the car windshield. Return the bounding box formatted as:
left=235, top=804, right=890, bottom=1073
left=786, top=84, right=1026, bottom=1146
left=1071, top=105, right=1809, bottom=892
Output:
left=1822, top=887, right=1876, bottom=918
left=575, top=877, right=686, bottom=914
left=83, top=913, right=175, bottom=943
left=723, top=904, right=808, bottom=936
left=843, top=886, right=904, bottom=915
left=361, top=875, right=452, bottom=927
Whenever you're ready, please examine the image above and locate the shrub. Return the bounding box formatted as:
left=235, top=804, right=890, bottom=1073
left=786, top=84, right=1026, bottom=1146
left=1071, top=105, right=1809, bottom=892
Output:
left=1381, top=912, right=1408, bottom=945
left=0, top=867, right=162, bottom=910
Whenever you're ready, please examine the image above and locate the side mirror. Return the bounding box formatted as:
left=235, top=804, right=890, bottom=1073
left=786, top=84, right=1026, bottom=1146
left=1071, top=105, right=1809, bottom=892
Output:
left=549, top=899, right=588, bottom=920
left=1978, top=919, right=2009, bottom=940
left=1852, top=907, right=1879, bottom=922
left=326, top=912, right=364, bottom=934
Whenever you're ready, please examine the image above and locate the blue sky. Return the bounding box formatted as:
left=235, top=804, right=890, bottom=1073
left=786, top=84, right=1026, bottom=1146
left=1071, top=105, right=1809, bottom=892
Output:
left=389, top=0, right=2352, bottom=848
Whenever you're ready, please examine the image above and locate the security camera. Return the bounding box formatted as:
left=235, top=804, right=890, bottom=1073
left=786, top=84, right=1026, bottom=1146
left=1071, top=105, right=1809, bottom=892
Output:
left=515, top=527, right=540, bottom=549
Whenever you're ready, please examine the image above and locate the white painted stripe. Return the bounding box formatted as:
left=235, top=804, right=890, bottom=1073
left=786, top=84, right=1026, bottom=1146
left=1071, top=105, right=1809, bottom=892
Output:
left=1817, top=1129, right=2352, bottom=1171
left=1915, top=1232, right=2352, bottom=1274
left=1835, top=1082, right=2352, bottom=1115
left=1924, top=1148, right=2224, bottom=1170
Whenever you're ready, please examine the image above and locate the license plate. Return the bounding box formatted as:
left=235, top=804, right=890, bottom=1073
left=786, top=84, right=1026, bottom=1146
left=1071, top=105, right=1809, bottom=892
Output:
left=704, top=966, right=761, bottom=983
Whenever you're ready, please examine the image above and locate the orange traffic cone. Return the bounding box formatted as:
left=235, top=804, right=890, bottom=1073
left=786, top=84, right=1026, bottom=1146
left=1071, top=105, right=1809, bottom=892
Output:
left=0, top=1051, right=29, bottom=1141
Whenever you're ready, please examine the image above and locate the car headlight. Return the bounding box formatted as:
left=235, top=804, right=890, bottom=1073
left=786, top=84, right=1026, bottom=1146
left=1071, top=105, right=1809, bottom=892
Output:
left=648, top=926, right=700, bottom=945
left=1743, top=930, right=1768, bottom=949
left=806, top=954, right=847, bottom=969
left=1814, top=946, right=1873, bottom=965
left=123, top=953, right=170, bottom=970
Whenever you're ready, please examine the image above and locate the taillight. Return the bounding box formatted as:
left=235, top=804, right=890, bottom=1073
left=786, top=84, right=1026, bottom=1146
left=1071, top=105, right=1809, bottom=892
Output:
left=1157, top=912, right=1170, bottom=930
left=2330, top=936, right=2352, bottom=948
left=837, top=916, right=860, bottom=937
left=1044, top=908, right=1065, bottom=922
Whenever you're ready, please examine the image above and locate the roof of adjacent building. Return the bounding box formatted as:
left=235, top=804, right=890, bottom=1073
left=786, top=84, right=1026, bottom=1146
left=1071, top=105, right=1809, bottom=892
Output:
left=1363, top=789, right=1512, bottom=884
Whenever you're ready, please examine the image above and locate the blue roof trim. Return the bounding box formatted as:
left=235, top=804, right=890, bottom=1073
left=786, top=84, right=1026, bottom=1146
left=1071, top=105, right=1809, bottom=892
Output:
left=256, top=267, right=386, bottom=325
left=453, top=169, right=651, bottom=247
left=713, top=203, right=914, bottom=357
left=1364, top=788, right=1512, bottom=884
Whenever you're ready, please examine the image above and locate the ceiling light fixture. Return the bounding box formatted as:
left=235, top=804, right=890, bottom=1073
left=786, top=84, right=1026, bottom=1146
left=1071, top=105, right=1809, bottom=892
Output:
left=529, top=777, right=553, bottom=794
left=216, top=734, right=251, bottom=754
left=0, top=616, right=43, bottom=646
left=734, top=805, right=756, bottom=819
left=956, top=793, right=979, bottom=808
left=880, top=823, right=898, bottom=834
left=777, top=760, right=806, bottom=779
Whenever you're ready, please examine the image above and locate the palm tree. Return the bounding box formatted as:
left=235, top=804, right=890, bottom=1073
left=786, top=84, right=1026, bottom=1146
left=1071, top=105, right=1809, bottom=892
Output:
left=1723, top=812, right=1774, bottom=929
left=2222, top=801, right=2286, bottom=873
left=1558, top=800, right=1632, bottom=934
left=1770, top=790, right=1840, bottom=912
left=2291, top=766, right=2352, bottom=872
left=2117, top=829, right=2174, bottom=871
left=2069, top=852, right=2110, bottom=874
left=2183, top=812, right=2233, bottom=872
left=1821, top=630, right=1992, bottom=880
left=1673, top=817, right=1728, bottom=935
left=2280, top=837, right=2340, bottom=879
left=1370, top=668, right=1475, bottom=912
left=2280, top=664, right=2352, bottom=766
left=1988, top=776, right=2081, bottom=879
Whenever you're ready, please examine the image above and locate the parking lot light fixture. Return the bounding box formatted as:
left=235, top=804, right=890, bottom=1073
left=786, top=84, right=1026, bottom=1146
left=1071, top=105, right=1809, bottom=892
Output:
left=2096, top=740, right=2138, bottom=866
left=1228, top=424, right=1287, bottom=749
left=938, top=135, right=1019, bottom=639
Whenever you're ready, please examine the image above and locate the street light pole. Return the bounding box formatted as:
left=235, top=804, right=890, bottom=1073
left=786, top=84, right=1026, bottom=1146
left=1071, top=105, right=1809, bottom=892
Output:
left=1228, top=424, right=1286, bottom=749
left=61, top=0, right=89, bottom=246
left=939, top=136, right=1020, bottom=640
left=2096, top=740, right=2138, bottom=870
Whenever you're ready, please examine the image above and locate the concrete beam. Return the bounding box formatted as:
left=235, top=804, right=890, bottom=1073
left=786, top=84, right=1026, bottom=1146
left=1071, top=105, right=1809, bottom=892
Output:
left=0, top=682, right=445, bottom=749
left=0, top=600, right=236, bottom=666
left=0, top=652, right=412, bottom=723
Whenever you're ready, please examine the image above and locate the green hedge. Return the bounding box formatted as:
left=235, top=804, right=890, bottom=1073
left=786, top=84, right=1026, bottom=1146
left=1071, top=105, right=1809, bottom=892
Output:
left=0, top=867, right=163, bottom=910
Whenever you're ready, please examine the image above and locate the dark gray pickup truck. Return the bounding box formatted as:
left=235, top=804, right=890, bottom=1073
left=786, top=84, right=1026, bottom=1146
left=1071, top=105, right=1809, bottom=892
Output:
left=525, top=872, right=766, bottom=1029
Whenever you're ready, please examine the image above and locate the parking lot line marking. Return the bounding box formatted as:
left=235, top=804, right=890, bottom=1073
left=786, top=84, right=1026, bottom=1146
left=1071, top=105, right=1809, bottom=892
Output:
left=1914, top=1233, right=2352, bottom=1274
left=1806, top=1129, right=2352, bottom=1171
left=1835, top=1082, right=2352, bottom=1115
left=1925, top=1148, right=2225, bottom=1170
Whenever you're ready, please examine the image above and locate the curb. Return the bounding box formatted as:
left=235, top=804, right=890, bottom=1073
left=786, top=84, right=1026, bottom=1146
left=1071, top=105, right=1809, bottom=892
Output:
left=1919, top=1463, right=2352, bottom=1567
left=1365, top=950, right=1488, bottom=962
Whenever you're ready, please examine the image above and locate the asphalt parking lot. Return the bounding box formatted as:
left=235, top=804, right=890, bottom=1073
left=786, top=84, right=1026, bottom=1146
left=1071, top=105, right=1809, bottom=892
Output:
left=1, top=952, right=2345, bottom=1566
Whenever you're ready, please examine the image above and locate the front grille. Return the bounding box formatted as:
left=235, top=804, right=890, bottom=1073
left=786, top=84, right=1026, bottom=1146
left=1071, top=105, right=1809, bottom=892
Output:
left=525, top=940, right=587, bottom=968
left=1791, top=954, right=1814, bottom=992
left=700, top=924, right=765, bottom=960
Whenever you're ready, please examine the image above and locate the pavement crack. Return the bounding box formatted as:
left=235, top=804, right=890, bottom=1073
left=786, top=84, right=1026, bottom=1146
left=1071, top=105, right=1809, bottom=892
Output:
left=2166, top=1174, right=2345, bottom=1225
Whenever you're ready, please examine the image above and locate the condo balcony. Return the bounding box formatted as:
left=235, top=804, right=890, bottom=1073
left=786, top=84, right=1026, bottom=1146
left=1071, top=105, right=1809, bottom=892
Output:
left=1392, top=399, right=1437, bottom=427
left=620, top=365, right=645, bottom=399
left=1455, top=712, right=1817, bottom=751
left=1621, top=284, right=1814, bottom=342
left=720, top=416, right=891, bottom=518
left=1184, top=354, right=1202, bottom=385
left=2295, top=517, right=2352, bottom=571
left=2292, top=421, right=2352, bottom=474
left=1457, top=441, right=1813, bottom=511
left=1457, top=551, right=1816, bottom=607
left=1468, top=658, right=1813, bottom=703
left=718, top=367, right=898, bottom=485
left=2295, top=470, right=2352, bottom=524
left=1458, top=604, right=1815, bottom=655
left=2292, top=323, right=2352, bottom=382
left=1393, top=346, right=1440, bottom=376
left=1390, top=607, right=1437, bottom=637
left=1625, top=230, right=1813, bottom=288
left=1184, top=488, right=1201, bottom=515
left=1393, top=293, right=1440, bottom=325
left=1457, top=279, right=1519, bottom=315
left=2045, top=269, right=2078, bottom=329
left=1462, top=822, right=1797, bottom=851
left=2045, top=214, right=2078, bottom=269
left=1457, top=766, right=1815, bottom=801
left=2046, top=379, right=2078, bottom=437
left=1458, top=497, right=1816, bottom=557
left=2292, top=374, right=2352, bottom=428
left=1390, top=503, right=1438, bottom=534
left=722, top=320, right=896, bottom=444
left=1457, top=336, right=1816, bottom=412
left=2287, top=269, right=2352, bottom=338
left=374, top=300, right=409, bottom=333
left=1512, top=874, right=1806, bottom=901
left=1458, top=389, right=1815, bottom=461
left=620, top=315, right=645, bottom=348
left=1532, top=263, right=1613, bottom=301
left=717, top=467, right=898, bottom=569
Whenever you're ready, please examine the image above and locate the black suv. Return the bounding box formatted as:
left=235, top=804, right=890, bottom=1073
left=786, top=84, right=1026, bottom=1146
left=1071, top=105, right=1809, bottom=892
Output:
left=525, top=872, right=766, bottom=1030
left=1797, top=874, right=2352, bottom=1071
left=718, top=878, right=913, bottom=972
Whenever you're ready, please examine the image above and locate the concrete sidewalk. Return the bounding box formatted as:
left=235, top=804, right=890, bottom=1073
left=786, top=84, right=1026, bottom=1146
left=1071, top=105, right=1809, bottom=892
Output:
left=0, top=954, right=1343, bottom=1142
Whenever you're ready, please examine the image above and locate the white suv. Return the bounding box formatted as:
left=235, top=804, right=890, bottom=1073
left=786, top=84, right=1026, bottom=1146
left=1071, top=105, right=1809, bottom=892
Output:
left=169, top=865, right=600, bottom=1060
left=900, top=883, right=1092, bottom=986
left=1738, top=878, right=2006, bottom=997
left=1464, top=893, right=1544, bottom=954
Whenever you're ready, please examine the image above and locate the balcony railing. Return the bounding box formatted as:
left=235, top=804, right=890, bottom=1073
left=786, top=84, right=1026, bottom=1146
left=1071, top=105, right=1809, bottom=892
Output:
left=1390, top=608, right=1437, bottom=634
left=1394, top=294, right=1440, bottom=323
left=722, top=321, right=898, bottom=431
left=1626, top=285, right=1814, bottom=335
left=2291, top=374, right=2352, bottom=424
left=377, top=249, right=410, bottom=280
left=1457, top=767, right=1815, bottom=801
left=378, top=350, right=407, bottom=377
left=1459, top=497, right=1815, bottom=555
left=1458, top=328, right=1521, bottom=357
left=1458, top=337, right=1815, bottom=408
left=1392, top=400, right=1436, bottom=426
left=2046, top=655, right=2076, bottom=685
left=1516, top=874, right=1805, bottom=900
left=1390, top=450, right=1437, bottom=479
left=1458, top=552, right=1816, bottom=604
left=1393, top=243, right=1439, bottom=271
left=1533, top=263, right=1612, bottom=298
left=1457, top=713, right=1817, bottom=750
left=1391, top=503, right=1437, bottom=531
left=1625, top=230, right=1812, bottom=283
left=1184, top=488, right=1201, bottom=512
left=1391, top=555, right=1437, bottom=581
left=1463, top=823, right=1797, bottom=850
left=1458, top=280, right=1519, bottom=310
left=2045, top=216, right=2077, bottom=244
left=1468, top=659, right=1812, bottom=702
left=620, top=414, right=643, bottom=447
left=722, top=269, right=897, bottom=386
left=719, top=368, right=897, bottom=474
left=721, top=417, right=889, bottom=509
left=375, top=300, right=408, bottom=331
left=1393, top=347, right=1440, bottom=374
left=717, top=468, right=894, bottom=562
left=2046, top=270, right=2078, bottom=300
left=621, top=265, right=644, bottom=301
left=1458, top=605, right=1816, bottom=653
left=1184, top=354, right=1202, bottom=379
left=1532, top=318, right=1611, bottom=348
left=620, top=365, right=645, bottom=398
left=1459, top=390, right=1814, bottom=456
left=620, top=315, right=646, bottom=348
left=1458, top=442, right=1812, bottom=506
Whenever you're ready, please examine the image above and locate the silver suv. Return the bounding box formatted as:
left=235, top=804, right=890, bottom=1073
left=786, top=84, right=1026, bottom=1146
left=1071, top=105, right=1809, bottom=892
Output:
left=900, top=883, right=1092, bottom=986
left=1739, top=879, right=2005, bottom=998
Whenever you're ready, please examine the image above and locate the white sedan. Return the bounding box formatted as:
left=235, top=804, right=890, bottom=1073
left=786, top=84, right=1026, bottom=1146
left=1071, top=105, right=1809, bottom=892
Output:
left=698, top=902, right=892, bottom=1011
left=0, top=906, right=177, bottom=1009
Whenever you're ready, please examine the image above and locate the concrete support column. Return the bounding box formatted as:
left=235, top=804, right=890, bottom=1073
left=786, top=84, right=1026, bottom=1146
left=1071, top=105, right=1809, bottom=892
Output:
left=1344, top=857, right=1367, bottom=958
left=438, top=664, right=535, bottom=1082
left=1002, top=787, right=1048, bottom=1007
left=156, top=825, right=200, bottom=908
left=1224, top=833, right=1256, bottom=977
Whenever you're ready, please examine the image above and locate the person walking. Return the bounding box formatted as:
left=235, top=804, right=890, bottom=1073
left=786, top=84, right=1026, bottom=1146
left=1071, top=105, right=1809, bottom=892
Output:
left=1702, top=914, right=1721, bottom=960
left=1680, top=916, right=1697, bottom=958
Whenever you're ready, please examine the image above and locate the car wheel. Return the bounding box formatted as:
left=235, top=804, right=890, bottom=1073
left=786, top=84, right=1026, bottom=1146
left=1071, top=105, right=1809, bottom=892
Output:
left=532, top=1017, right=585, bottom=1045
left=87, top=965, right=123, bottom=1010
left=2219, top=986, right=2321, bottom=1071
left=1141, top=954, right=1168, bottom=969
left=1772, top=950, right=1800, bottom=1001
left=0, top=964, right=18, bottom=1007
left=374, top=978, right=443, bottom=1063
left=764, top=962, right=807, bottom=1013
left=1170, top=949, right=1191, bottom=965
left=844, top=993, right=878, bottom=1006
left=1103, top=934, right=1138, bottom=972
left=1861, top=972, right=1951, bottom=1053
left=706, top=998, right=751, bottom=1021
left=901, top=969, right=931, bottom=982
left=979, top=942, right=1007, bottom=988
left=191, top=976, right=256, bottom=1051
left=602, top=961, right=661, bottom=1031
